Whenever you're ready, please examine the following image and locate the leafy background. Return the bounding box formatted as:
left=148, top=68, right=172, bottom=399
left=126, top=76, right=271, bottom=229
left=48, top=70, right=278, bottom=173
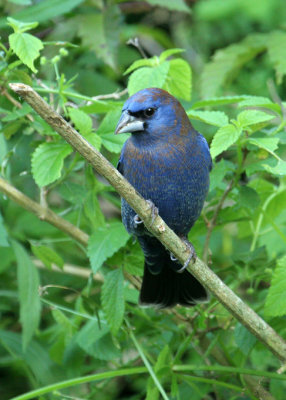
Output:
left=1, top=0, right=286, bottom=399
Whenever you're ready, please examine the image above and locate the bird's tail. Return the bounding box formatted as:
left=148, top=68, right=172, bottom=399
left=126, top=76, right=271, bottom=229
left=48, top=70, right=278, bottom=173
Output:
left=139, top=259, right=208, bottom=308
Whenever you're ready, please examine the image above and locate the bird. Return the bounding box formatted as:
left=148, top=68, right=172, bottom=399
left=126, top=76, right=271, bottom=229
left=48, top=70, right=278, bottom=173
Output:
left=115, top=88, right=212, bottom=308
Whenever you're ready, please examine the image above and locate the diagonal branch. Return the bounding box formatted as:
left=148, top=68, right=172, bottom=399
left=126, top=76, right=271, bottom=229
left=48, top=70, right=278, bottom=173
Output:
left=9, top=83, right=286, bottom=364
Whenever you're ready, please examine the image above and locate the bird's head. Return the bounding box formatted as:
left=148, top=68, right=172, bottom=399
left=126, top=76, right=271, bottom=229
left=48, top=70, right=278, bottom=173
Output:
left=115, top=88, right=190, bottom=143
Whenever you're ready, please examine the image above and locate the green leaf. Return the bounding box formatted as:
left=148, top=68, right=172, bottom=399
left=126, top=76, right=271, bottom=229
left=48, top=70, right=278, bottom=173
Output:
left=266, top=31, right=286, bottom=84
left=7, top=17, right=38, bottom=33
left=248, top=137, right=279, bottom=153
left=146, top=0, right=191, bottom=13
left=77, top=5, right=120, bottom=69
left=31, top=245, right=64, bottom=269
left=31, top=142, right=73, bottom=187
left=238, top=96, right=281, bottom=114
left=200, top=34, right=266, bottom=98
left=0, top=211, right=9, bottom=247
left=209, top=160, right=234, bottom=191
left=9, top=32, right=43, bottom=72
left=239, top=186, right=260, bottom=212
left=101, top=268, right=125, bottom=334
left=187, top=110, right=228, bottom=127
left=146, top=345, right=171, bottom=400
left=88, top=222, right=130, bottom=273
left=68, top=107, right=92, bottom=135
left=98, top=109, right=128, bottom=153
left=265, top=256, right=286, bottom=316
left=263, top=161, right=286, bottom=176
left=210, top=124, right=241, bottom=158
left=164, top=58, right=192, bottom=100
left=124, top=57, right=159, bottom=76
left=13, top=241, right=41, bottom=349
left=1, top=0, right=83, bottom=26
left=192, top=95, right=248, bottom=109
left=234, top=323, right=256, bottom=355
left=237, top=110, right=275, bottom=128
left=159, top=48, right=185, bottom=62
left=128, top=62, right=170, bottom=96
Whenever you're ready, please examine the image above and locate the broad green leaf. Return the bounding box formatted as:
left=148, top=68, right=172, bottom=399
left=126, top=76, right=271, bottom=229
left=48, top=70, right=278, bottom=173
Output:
left=81, top=100, right=123, bottom=114
left=13, top=241, right=41, bottom=349
left=248, top=137, right=279, bottom=153
left=77, top=5, right=120, bottom=69
left=124, top=57, right=159, bottom=75
left=192, top=95, right=248, bottom=109
left=164, top=58, right=192, bottom=100
left=88, top=222, right=130, bottom=273
left=97, top=109, right=128, bottom=153
left=238, top=96, right=281, bottom=114
left=128, top=62, right=170, bottom=96
left=0, top=211, right=9, bottom=247
left=210, top=124, right=241, bottom=158
left=146, top=345, right=171, bottom=400
left=31, top=245, right=64, bottom=269
left=209, top=160, right=234, bottom=191
left=7, top=17, right=38, bottom=33
left=9, top=32, right=43, bottom=72
left=234, top=323, right=256, bottom=355
left=59, top=182, right=87, bottom=205
left=237, top=110, right=275, bottom=128
left=159, top=48, right=185, bottom=62
left=263, top=161, right=286, bottom=176
left=31, top=142, right=73, bottom=187
left=266, top=31, right=286, bottom=84
left=146, top=0, right=191, bottom=13
left=0, top=0, right=83, bottom=26
left=2, top=102, right=32, bottom=121
left=265, top=256, right=286, bottom=316
left=187, top=110, right=228, bottom=127
left=101, top=268, right=125, bottom=334
left=200, top=34, right=266, bottom=98
left=124, top=243, right=144, bottom=277
left=239, top=186, right=260, bottom=212
left=68, top=107, right=92, bottom=135
left=84, top=190, right=106, bottom=229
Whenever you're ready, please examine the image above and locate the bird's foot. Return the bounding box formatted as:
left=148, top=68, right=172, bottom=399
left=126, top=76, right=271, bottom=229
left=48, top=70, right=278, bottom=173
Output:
left=170, top=238, right=197, bottom=273
left=133, top=214, right=144, bottom=226
left=146, top=199, right=158, bottom=225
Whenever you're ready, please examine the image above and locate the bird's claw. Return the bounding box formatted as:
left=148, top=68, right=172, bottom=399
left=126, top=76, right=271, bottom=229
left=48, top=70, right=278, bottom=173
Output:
left=170, top=239, right=197, bottom=273
left=133, top=214, right=144, bottom=226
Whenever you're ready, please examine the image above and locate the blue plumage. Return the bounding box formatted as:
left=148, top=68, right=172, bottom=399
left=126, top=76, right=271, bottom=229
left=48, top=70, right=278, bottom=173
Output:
left=116, top=88, right=212, bottom=308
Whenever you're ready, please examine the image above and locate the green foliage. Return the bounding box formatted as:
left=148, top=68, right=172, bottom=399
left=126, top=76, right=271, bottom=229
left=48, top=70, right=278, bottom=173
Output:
left=1, top=0, right=286, bottom=398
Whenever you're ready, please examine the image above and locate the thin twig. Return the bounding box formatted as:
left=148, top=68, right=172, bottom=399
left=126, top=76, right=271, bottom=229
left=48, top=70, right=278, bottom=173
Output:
left=8, top=83, right=286, bottom=364
left=127, top=37, right=147, bottom=58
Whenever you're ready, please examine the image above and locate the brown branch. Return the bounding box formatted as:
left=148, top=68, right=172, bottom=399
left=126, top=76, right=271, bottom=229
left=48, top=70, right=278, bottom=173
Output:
left=1, top=86, right=34, bottom=122
left=8, top=83, right=286, bottom=365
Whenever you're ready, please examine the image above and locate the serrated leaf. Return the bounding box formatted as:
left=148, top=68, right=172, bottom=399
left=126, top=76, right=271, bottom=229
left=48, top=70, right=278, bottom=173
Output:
left=124, top=244, right=144, bottom=277
left=101, top=268, right=125, bottom=334
left=265, top=256, right=286, bottom=316
left=31, top=245, right=64, bottom=269
left=68, top=107, right=92, bottom=135
left=187, top=110, right=228, bottom=127
left=237, top=110, right=275, bottom=128
left=210, top=124, right=241, bottom=158
left=164, top=58, right=191, bottom=100
left=263, top=160, right=286, bottom=176
left=7, top=17, right=38, bottom=33
left=200, top=34, right=266, bottom=98
left=128, top=62, right=170, bottom=96
left=238, top=96, right=281, bottom=114
left=31, top=142, right=73, bottom=187
left=88, top=222, right=130, bottom=273
left=77, top=5, right=120, bottom=69
left=266, top=31, right=286, bottom=84
left=209, top=160, right=234, bottom=191
left=146, top=0, right=190, bottom=13
left=192, top=95, right=248, bottom=109
left=9, top=32, right=43, bottom=72
left=248, top=137, right=279, bottom=153
left=13, top=241, right=41, bottom=349
left=124, top=57, right=159, bottom=75
left=159, top=48, right=185, bottom=62
left=0, top=211, right=9, bottom=247
left=97, top=109, right=128, bottom=153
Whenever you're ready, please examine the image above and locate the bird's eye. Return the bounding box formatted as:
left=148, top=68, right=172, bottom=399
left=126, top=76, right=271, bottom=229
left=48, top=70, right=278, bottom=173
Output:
left=144, top=108, right=155, bottom=117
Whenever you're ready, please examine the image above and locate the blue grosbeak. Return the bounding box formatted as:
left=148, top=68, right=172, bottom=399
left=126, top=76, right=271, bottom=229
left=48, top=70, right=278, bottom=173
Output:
left=115, top=88, right=212, bottom=308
